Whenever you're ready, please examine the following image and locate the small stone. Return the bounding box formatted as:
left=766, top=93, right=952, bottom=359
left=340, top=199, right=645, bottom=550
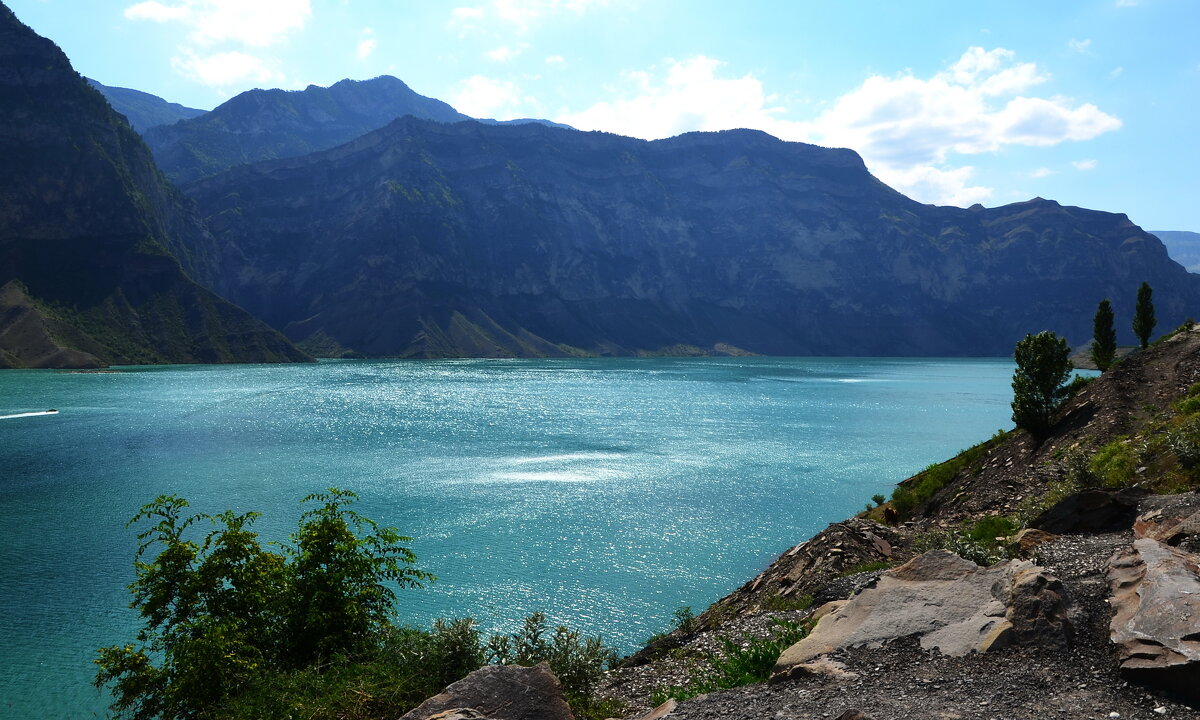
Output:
left=1109, top=713, right=1120, bottom=718
left=1154, top=708, right=1168, bottom=715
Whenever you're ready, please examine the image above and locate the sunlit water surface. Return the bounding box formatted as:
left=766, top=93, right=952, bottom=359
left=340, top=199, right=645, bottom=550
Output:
left=0, top=357, right=1017, bottom=717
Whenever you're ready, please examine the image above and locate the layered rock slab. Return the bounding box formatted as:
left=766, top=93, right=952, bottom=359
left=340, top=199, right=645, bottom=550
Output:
left=400, top=663, right=574, bottom=720
left=1108, top=537, right=1200, bottom=699
left=773, top=551, right=1072, bottom=679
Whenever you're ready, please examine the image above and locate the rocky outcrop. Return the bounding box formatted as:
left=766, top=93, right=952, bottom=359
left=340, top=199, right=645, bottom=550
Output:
left=1107, top=538, right=1200, bottom=699
left=0, top=2, right=308, bottom=368
left=400, top=664, right=574, bottom=720
left=1030, top=489, right=1148, bottom=534
left=771, top=551, right=1072, bottom=680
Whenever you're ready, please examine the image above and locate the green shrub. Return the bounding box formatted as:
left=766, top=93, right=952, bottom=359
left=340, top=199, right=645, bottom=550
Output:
left=96, top=493, right=616, bottom=720
left=968, top=515, right=1018, bottom=542
left=1175, top=395, right=1200, bottom=416
left=1089, top=440, right=1138, bottom=487
left=651, top=620, right=810, bottom=705
left=1167, top=416, right=1200, bottom=468
left=487, top=612, right=616, bottom=715
left=911, top=529, right=1010, bottom=567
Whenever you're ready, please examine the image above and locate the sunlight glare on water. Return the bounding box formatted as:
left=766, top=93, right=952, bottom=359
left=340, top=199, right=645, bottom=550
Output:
left=0, top=356, right=1015, bottom=718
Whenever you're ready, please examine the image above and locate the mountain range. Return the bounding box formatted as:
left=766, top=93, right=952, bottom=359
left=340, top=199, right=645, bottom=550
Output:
left=0, top=3, right=307, bottom=368
left=2, top=0, right=1196, bottom=367
left=85, top=78, right=205, bottom=132
left=178, top=116, right=1199, bottom=358
left=1151, top=231, right=1200, bottom=273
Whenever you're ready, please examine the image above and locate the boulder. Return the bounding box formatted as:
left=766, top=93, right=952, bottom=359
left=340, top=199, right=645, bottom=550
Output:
left=1010, top=528, right=1057, bottom=556
left=1133, top=494, right=1200, bottom=552
left=772, top=551, right=1072, bottom=679
left=1029, top=488, right=1146, bottom=534
left=1107, top=538, right=1200, bottom=699
left=400, top=664, right=574, bottom=720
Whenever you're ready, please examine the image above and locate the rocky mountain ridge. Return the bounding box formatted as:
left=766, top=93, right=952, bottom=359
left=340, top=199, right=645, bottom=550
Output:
left=141, top=75, right=471, bottom=184
left=180, top=115, right=1200, bottom=359
left=0, top=2, right=308, bottom=368
left=86, top=78, right=206, bottom=132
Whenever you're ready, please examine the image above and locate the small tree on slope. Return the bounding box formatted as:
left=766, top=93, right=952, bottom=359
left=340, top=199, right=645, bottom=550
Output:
left=1133, top=281, right=1157, bottom=349
left=1011, top=331, right=1073, bottom=439
left=1091, top=299, right=1118, bottom=371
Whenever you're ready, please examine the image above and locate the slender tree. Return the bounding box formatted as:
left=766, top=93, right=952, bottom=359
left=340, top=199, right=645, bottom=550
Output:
left=1132, top=281, right=1156, bottom=349
left=1090, top=299, right=1117, bottom=370
left=1011, top=331, right=1073, bottom=439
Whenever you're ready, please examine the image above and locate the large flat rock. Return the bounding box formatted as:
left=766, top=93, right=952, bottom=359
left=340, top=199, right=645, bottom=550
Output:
left=773, top=551, right=1071, bottom=679
left=399, top=663, right=574, bottom=720
left=1108, top=537, right=1200, bottom=698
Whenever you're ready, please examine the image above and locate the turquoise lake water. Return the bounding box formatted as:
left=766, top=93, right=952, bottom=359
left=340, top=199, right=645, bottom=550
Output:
left=0, top=357, right=1017, bottom=717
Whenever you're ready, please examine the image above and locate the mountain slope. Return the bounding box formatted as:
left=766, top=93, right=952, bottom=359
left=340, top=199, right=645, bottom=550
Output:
left=0, top=2, right=308, bottom=369
left=1151, top=230, right=1200, bottom=273
left=181, top=116, right=1200, bottom=358
left=86, top=78, right=206, bottom=132
left=143, top=76, right=471, bottom=184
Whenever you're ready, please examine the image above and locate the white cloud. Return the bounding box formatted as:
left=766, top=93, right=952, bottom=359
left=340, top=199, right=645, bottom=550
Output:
left=558, top=47, right=1121, bottom=207
left=1115, top=0, right=1139, bottom=6
left=124, top=1, right=190, bottom=22
left=171, top=49, right=284, bottom=88
left=449, top=0, right=610, bottom=35
left=450, top=75, right=526, bottom=118
left=885, top=165, right=993, bottom=207
left=123, top=0, right=311, bottom=47
left=1068, top=38, right=1092, bottom=53
left=486, top=43, right=529, bottom=62
left=560, top=56, right=785, bottom=140
left=357, top=37, right=377, bottom=60
left=1110, top=66, right=1124, bottom=78
left=545, top=54, right=565, bottom=65
left=1073, top=159, right=1098, bottom=170
left=1031, top=167, right=1056, bottom=178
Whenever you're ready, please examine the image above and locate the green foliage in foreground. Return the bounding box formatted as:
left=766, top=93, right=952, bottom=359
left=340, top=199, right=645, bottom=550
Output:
left=650, top=619, right=811, bottom=705
left=95, top=491, right=616, bottom=720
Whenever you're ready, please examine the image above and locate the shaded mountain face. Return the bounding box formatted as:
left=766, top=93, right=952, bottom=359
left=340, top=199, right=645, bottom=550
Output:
left=182, top=116, right=1200, bottom=358
left=86, top=78, right=206, bottom=132
left=0, top=3, right=308, bottom=369
left=143, top=75, right=471, bottom=184
left=1151, top=231, right=1200, bottom=273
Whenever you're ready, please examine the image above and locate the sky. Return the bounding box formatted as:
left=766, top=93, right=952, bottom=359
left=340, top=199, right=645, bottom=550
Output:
left=8, top=0, right=1200, bottom=231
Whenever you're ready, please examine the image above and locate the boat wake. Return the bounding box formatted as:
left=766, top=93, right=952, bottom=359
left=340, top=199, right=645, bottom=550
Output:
left=0, top=410, right=59, bottom=420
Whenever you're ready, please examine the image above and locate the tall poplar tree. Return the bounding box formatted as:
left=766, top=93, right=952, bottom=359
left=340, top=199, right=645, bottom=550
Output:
left=1091, top=299, right=1117, bottom=370
left=1132, top=282, right=1156, bottom=349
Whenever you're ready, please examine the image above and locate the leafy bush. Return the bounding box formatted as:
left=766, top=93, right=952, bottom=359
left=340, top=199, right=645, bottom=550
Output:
left=911, top=529, right=1010, bottom=567
left=651, top=620, right=810, bottom=705
left=96, top=493, right=616, bottom=720
left=968, top=515, right=1019, bottom=542
left=1166, top=416, right=1200, bottom=468
left=1089, top=440, right=1139, bottom=487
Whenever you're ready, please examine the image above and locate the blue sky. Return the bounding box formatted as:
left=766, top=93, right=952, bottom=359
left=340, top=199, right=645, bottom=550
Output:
left=9, top=0, right=1199, bottom=230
